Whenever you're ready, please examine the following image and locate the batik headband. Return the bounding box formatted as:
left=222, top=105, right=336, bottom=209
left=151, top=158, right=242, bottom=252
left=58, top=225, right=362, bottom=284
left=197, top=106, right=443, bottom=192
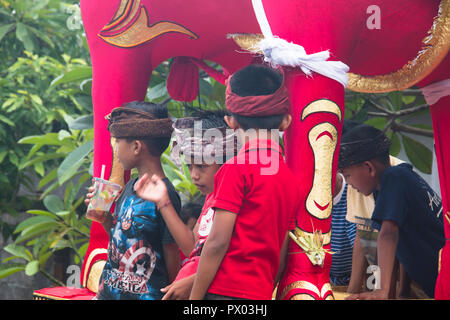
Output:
left=225, top=71, right=291, bottom=116
left=170, top=117, right=239, bottom=166
left=106, top=107, right=173, bottom=138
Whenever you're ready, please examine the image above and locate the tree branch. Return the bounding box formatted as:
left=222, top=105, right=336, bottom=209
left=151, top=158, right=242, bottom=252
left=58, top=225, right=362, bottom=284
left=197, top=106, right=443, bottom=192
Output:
left=391, top=121, right=434, bottom=138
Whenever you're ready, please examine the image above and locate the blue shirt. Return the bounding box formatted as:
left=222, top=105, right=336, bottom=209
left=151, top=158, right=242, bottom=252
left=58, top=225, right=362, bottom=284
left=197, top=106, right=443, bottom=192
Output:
left=330, top=184, right=356, bottom=285
left=97, top=178, right=181, bottom=300
left=372, top=163, right=445, bottom=298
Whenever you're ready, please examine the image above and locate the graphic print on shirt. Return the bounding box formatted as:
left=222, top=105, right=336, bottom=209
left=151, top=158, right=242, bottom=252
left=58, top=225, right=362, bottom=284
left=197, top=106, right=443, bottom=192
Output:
left=191, top=207, right=215, bottom=258
left=198, top=208, right=214, bottom=237
left=100, top=194, right=163, bottom=299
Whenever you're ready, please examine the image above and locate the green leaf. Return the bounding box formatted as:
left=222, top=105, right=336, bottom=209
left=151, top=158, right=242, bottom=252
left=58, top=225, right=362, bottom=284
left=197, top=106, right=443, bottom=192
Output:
left=3, top=244, right=33, bottom=262
left=27, top=209, right=59, bottom=219
left=0, top=266, right=26, bottom=280
left=147, top=82, right=168, bottom=101
left=57, top=140, right=93, bottom=184
left=14, top=216, right=55, bottom=234
left=14, top=222, right=59, bottom=243
left=388, top=131, right=401, bottom=157
left=69, top=115, right=93, bottom=130
left=364, top=117, right=387, bottom=130
left=43, top=195, right=65, bottom=213
left=199, top=78, right=214, bottom=96
left=18, top=133, right=67, bottom=146
left=0, top=114, right=14, bottom=127
left=25, top=260, right=39, bottom=276
left=387, top=92, right=403, bottom=111
left=51, top=66, right=92, bottom=87
left=0, top=23, right=14, bottom=43
left=26, top=24, right=55, bottom=48
left=401, top=135, right=432, bottom=174
left=15, top=23, right=34, bottom=52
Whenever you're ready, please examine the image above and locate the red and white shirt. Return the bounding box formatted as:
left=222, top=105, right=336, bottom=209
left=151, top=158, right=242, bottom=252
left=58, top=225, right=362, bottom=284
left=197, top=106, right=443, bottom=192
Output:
left=174, top=193, right=215, bottom=281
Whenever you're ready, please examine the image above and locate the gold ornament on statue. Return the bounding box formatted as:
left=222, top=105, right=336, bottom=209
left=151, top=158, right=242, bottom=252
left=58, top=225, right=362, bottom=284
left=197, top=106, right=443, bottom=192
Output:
left=288, top=226, right=333, bottom=267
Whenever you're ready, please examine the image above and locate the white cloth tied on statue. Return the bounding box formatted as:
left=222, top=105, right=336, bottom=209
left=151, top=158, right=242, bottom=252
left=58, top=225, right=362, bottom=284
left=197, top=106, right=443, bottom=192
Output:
left=251, top=0, right=350, bottom=88
left=421, top=79, right=450, bottom=106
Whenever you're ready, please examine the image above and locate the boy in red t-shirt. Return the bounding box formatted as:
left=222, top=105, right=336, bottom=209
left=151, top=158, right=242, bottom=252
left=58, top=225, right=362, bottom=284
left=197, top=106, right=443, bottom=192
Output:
left=134, top=111, right=239, bottom=299
left=190, top=65, right=301, bottom=300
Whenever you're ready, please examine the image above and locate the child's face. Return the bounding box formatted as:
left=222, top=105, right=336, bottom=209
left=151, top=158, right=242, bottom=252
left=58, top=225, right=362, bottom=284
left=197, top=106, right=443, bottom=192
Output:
left=114, top=138, right=137, bottom=171
left=187, top=162, right=221, bottom=195
left=341, top=162, right=378, bottom=196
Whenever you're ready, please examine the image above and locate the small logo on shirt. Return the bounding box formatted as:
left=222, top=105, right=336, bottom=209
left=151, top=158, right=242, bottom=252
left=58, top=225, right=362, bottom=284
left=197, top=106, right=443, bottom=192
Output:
left=198, top=208, right=215, bottom=237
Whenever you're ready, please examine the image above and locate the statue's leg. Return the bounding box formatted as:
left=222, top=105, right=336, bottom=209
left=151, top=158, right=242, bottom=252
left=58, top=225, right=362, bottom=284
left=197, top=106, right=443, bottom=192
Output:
left=278, top=72, right=344, bottom=300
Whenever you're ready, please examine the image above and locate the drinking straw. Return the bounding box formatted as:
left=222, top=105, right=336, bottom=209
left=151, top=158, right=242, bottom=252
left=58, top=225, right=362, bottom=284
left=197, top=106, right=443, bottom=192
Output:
left=99, top=165, right=105, bottom=192
left=100, top=165, right=105, bottom=180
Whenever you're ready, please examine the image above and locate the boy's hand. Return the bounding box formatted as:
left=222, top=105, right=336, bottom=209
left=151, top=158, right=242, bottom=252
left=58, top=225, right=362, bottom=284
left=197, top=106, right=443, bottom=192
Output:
left=346, top=289, right=389, bottom=300
left=161, top=275, right=195, bottom=300
left=134, top=173, right=169, bottom=207
left=84, top=185, right=96, bottom=207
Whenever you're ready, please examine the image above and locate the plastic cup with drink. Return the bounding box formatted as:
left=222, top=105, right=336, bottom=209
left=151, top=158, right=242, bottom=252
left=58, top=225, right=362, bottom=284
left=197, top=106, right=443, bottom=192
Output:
left=86, top=165, right=122, bottom=223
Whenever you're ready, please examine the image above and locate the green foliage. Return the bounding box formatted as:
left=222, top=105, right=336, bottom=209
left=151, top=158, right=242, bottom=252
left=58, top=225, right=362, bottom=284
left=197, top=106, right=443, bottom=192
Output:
left=1, top=111, right=93, bottom=284
left=0, top=0, right=87, bottom=62
left=345, top=89, right=433, bottom=173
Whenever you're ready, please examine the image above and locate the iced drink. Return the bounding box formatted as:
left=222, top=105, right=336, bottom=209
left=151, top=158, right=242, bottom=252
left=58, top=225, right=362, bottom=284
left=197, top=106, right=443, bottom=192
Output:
left=87, top=178, right=122, bottom=223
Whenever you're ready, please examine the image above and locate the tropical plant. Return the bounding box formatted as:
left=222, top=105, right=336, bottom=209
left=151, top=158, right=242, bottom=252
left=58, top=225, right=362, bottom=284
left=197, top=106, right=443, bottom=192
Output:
left=345, top=88, right=434, bottom=174
left=0, top=112, right=93, bottom=284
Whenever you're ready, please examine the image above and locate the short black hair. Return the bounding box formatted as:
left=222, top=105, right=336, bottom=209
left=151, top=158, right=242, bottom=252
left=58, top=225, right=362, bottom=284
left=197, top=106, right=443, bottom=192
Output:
left=229, top=65, right=285, bottom=130
left=342, top=119, right=362, bottom=136
left=229, top=64, right=283, bottom=97
left=189, top=109, right=229, bottom=129
left=180, top=200, right=204, bottom=224
left=230, top=113, right=285, bottom=130
left=124, top=101, right=171, bottom=156
left=339, top=124, right=390, bottom=169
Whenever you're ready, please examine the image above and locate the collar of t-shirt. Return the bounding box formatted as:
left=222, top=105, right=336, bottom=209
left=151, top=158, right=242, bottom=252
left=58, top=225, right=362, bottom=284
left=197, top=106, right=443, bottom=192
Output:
left=333, top=173, right=347, bottom=205
left=238, top=138, right=283, bottom=156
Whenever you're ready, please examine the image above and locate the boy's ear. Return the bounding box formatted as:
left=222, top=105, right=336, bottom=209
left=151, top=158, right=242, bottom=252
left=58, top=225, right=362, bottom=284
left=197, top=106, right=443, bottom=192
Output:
left=364, top=160, right=376, bottom=178
left=279, top=114, right=292, bottom=131
left=134, top=140, right=143, bottom=155
left=224, top=115, right=240, bottom=130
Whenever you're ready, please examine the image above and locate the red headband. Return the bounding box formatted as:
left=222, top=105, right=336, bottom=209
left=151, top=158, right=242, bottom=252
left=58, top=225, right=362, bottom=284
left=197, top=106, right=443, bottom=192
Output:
left=225, top=73, right=291, bottom=117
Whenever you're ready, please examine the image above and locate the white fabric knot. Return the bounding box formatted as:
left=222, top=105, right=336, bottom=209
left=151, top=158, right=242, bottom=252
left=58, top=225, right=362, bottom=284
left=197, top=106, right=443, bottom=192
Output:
left=251, top=0, right=350, bottom=88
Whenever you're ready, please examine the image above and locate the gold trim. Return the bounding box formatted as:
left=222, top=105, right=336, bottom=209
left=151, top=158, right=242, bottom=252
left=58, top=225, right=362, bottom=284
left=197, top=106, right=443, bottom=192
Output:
left=279, top=281, right=334, bottom=300
left=33, top=293, right=70, bottom=301
left=348, top=0, right=449, bottom=93
left=229, top=0, right=449, bottom=93
left=302, top=99, right=342, bottom=122
left=82, top=248, right=108, bottom=288
left=306, top=122, right=337, bottom=220
left=99, top=5, right=198, bottom=48
left=291, top=293, right=316, bottom=300
left=86, top=260, right=106, bottom=293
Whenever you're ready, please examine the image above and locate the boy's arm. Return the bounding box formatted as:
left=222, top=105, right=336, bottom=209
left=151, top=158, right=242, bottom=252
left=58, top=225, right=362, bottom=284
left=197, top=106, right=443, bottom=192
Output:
left=274, top=232, right=290, bottom=288
left=347, top=220, right=399, bottom=300
left=347, top=232, right=368, bottom=294
left=135, top=173, right=195, bottom=256
left=159, top=203, right=196, bottom=256
left=163, top=243, right=181, bottom=283
left=189, top=209, right=237, bottom=300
